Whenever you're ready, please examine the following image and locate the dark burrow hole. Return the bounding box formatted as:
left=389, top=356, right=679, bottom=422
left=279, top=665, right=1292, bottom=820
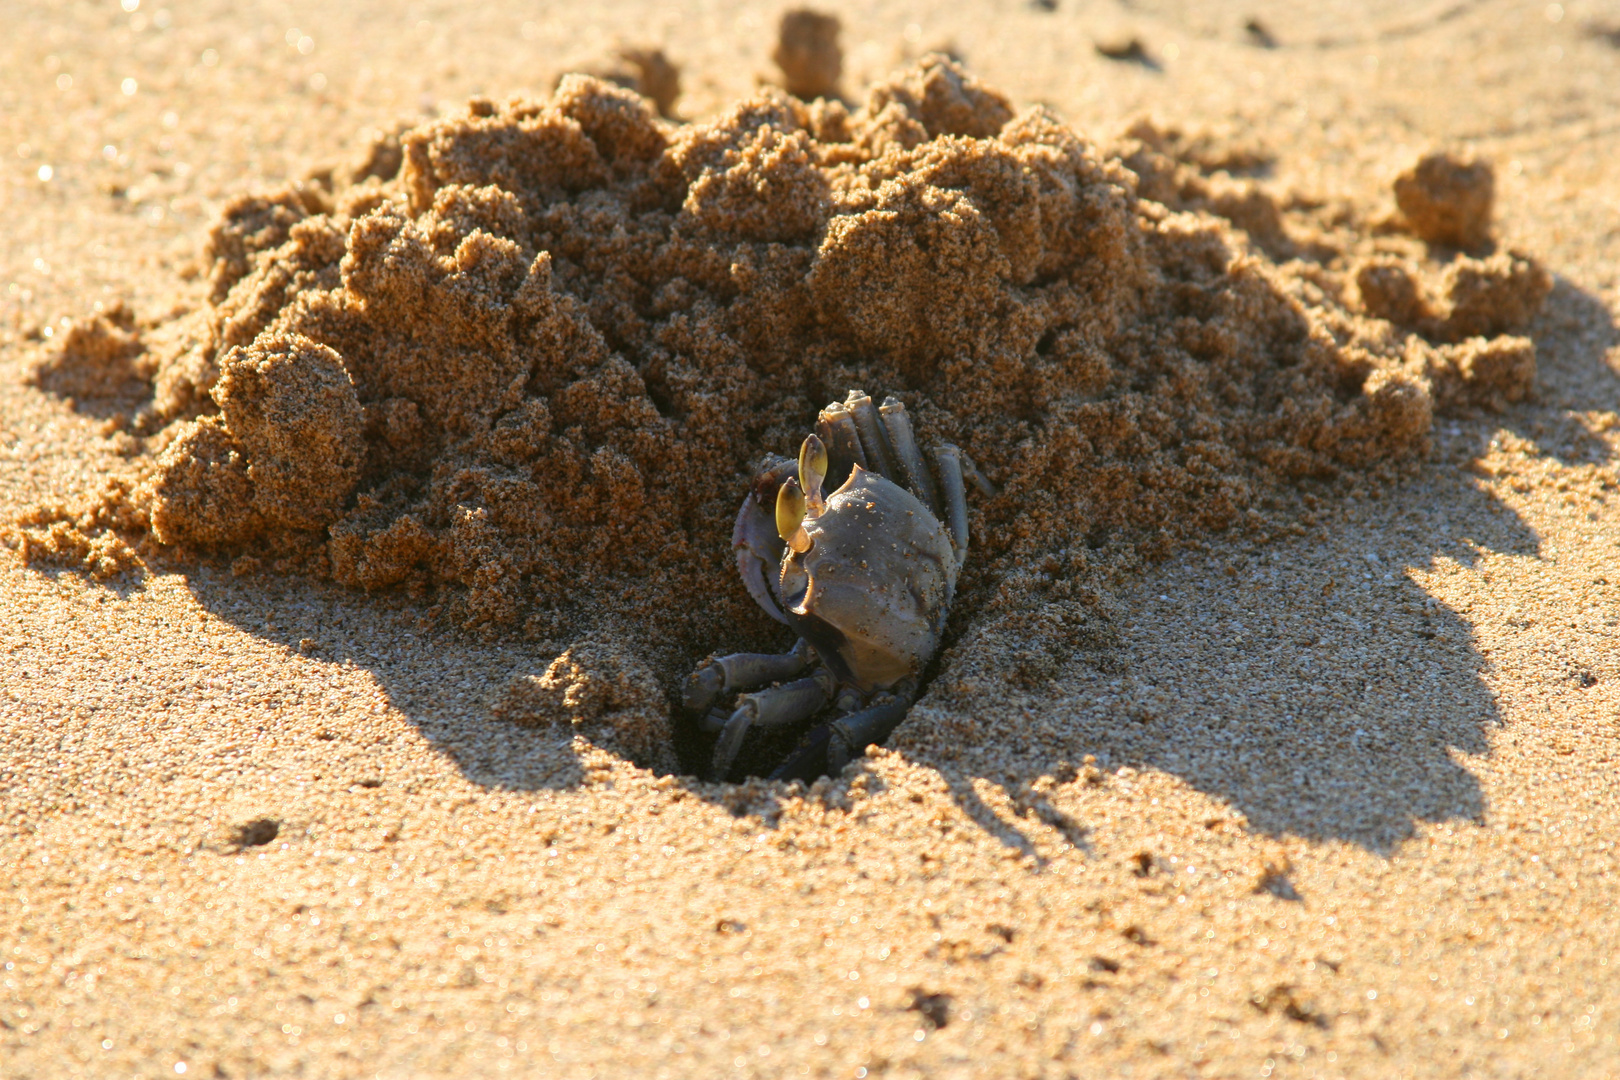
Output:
left=908, top=989, right=953, bottom=1030
left=1256, top=869, right=1303, bottom=902
left=231, top=818, right=280, bottom=850
left=670, top=666, right=847, bottom=783
left=669, top=604, right=969, bottom=783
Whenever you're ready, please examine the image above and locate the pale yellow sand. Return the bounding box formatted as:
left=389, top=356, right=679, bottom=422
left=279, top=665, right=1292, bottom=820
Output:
left=4, top=2, right=1619, bottom=1078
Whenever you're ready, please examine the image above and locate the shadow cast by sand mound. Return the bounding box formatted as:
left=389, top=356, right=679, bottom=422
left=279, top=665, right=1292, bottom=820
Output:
left=922, top=483, right=1514, bottom=855
left=153, top=451, right=1515, bottom=854
left=890, top=273, right=1617, bottom=854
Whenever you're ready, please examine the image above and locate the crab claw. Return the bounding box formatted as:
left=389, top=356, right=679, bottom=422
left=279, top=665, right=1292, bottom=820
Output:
left=732, top=455, right=796, bottom=624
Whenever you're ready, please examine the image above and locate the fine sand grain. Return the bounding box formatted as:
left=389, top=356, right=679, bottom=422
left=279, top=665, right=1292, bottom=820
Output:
left=3, top=2, right=1619, bottom=1078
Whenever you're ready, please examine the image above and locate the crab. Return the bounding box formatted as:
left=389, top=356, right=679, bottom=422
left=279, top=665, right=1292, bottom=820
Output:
left=685, top=390, right=992, bottom=782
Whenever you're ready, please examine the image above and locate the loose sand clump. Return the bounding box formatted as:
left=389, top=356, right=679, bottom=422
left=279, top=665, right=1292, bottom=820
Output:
left=1393, top=149, right=1495, bottom=250
left=772, top=9, right=843, bottom=101
left=148, top=333, right=366, bottom=546
left=492, top=638, right=673, bottom=769
left=26, top=301, right=153, bottom=406
left=16, top=57, right=1553, bottom=765
left=570, top=47, right=682, bottom=120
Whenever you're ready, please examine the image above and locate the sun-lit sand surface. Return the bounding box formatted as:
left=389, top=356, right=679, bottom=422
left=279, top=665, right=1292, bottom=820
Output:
left=3, top=3, right=1619, bottom=1078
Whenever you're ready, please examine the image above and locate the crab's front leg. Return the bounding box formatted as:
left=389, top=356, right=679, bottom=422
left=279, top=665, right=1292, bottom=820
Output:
left=828, top=392, right=991, bottom=564
left=931, top=443, right=971, bottom=567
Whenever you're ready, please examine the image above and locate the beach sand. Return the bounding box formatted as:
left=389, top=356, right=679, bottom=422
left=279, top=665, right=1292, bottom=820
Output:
left=3, top=2, right=1619, bottom=1077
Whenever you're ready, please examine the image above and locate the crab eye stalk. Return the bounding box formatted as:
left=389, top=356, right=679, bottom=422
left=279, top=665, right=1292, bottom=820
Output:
left=798, top=434, right=829, bottom=515
left=776, top=476, right=809, bottom=548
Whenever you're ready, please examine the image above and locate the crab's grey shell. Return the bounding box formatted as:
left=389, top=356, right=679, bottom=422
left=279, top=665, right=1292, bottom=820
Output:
left=779, top=465, right=958, bottom=693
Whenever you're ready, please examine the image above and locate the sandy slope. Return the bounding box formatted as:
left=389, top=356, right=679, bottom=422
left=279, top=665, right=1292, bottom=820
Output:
left=3, top=2, right=1619, bottom=1077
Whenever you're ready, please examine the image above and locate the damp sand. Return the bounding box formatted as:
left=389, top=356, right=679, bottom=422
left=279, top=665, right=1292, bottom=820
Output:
left=3, top=2, right=1620, bottom=1078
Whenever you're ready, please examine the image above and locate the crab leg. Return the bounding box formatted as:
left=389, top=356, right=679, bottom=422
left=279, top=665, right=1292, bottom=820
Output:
left=932, top=443, right=971, bottom=566
left=825, top=694, right=915, bottom=772
left=768, top=691, right=916, bottom=781
left=815, top=402, right=866, bottom=491
left=711, top=670, right=835, bottom=779
left=879, top=396, right=942, bottom=517
left=843, top=390, right=898, bottom=480
left=960, top=450, right=997, bottom=496
left=683, top=638, right=815, bottom=714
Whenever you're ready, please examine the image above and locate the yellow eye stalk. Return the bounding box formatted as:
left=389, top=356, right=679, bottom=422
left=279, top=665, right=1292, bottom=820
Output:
left=798, top=433, right=828, bottom=515
left=777, top=434, right=829, bottom=552
left=776, top=477, right=809, bottom=550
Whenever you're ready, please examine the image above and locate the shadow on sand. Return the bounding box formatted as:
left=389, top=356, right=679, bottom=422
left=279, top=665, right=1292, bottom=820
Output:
left=893, top=277, right=1616, bottom=855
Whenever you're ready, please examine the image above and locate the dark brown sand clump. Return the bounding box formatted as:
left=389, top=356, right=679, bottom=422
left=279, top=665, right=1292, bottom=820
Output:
left=1393, top=149, right=1495, bottom=251
left=571, top=47, right=682, bottom=120
left=15, top=57, right=1552, bottom=764
left=773, top=9, right=844, bottom=101
left=26, top=300, right=153, bottom=405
